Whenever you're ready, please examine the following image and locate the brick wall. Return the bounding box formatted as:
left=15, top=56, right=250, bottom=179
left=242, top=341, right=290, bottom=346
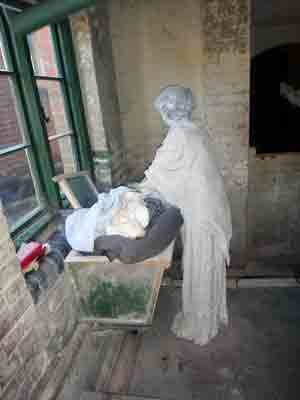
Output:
left=202, top=0, right=250, bottom=266
left=0, top=203, right=78, bottom=400
left=0, top=76, right=23, bottom=151
left=0, top=72, right=25, bottom=179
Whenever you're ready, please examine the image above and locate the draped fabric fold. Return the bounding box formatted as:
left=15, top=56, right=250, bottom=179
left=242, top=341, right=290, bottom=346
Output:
left=144, top=119, right=232, bottom=345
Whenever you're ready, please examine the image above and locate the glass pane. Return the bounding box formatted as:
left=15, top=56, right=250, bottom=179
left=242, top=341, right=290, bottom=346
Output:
left=50, top=136, right=77, bottom=176
left=28, top=26, right=59, bottom=77
left=37, top=80, right=70, bottom=136
left=0, top=150, right=41, bottom=228
left=0, top=75, right=25, bottom=149
left=0, top=31, right=9, bottom=70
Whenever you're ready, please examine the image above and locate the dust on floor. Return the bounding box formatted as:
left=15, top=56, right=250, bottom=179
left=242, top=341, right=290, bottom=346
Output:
left=126, top=287, right=300, bottom=400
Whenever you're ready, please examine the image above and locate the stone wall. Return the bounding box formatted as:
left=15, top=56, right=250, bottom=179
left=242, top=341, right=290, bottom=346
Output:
left=69, top=0, right=300, bottom=267
left=248, top=0, right=300, bottom=263
left=87, top=1, right=128, bottom=186
left=0, top=204, right=78, bottom=400
left=70, top=8, right=128, bottom=187
left=70, top=13, right=113, bottom=187
left=108, top=0, right=249, bottom=265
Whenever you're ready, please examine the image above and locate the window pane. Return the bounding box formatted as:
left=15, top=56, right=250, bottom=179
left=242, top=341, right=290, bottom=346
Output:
left=0, top=150, right=42, bottom=228
left=0, top=31, right=8, bottom=70
left=0, top=75, right=25, bottom=149
left=28, top=26, right=59, bottom=77
left=37, top=80, right=70, bottom=136
left=50, top=136, right=77, bottom=176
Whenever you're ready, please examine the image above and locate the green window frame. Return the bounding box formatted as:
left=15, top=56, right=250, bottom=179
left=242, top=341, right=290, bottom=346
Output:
left=28, top=25, right=81, bottom=188
left=0, top=12, right=47, bottom=235
left=0, top=5, right=93, bottom=247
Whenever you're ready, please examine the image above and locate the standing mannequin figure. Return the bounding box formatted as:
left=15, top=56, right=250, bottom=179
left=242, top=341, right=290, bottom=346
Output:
left=142, top=85, right=232, bottom=345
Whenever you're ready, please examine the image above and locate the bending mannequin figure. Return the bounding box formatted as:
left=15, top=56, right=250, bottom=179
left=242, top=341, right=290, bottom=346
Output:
left=141, top=85, right=232, bottom=345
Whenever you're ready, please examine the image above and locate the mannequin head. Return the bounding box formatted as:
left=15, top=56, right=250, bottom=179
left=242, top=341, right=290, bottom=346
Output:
left=154, top=85, right=195, bottom=127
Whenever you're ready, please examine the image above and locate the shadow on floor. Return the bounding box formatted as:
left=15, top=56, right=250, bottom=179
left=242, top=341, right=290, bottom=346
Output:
left=128, top=287, right=300, bottom=400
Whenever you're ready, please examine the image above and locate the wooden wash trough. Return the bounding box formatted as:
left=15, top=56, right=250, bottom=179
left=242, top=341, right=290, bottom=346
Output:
left=65, top=243, right=174, bottom=328
left=53, top=171, right=175, bottom=329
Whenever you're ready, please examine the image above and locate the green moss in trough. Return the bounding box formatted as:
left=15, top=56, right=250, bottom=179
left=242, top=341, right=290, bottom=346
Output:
left=87, top=280, right=151, bottom=318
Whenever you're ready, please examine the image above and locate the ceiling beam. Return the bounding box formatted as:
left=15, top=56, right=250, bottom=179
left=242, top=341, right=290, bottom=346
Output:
left=10, top=0, right=98, bottom=35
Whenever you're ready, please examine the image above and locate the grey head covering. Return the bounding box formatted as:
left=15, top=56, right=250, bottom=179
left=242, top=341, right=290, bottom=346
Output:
left=154, top=85, right=195, bottom=127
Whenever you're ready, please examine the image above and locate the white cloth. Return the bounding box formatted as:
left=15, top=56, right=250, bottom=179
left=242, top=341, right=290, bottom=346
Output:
left=104, top=191, right=150, bottom=238
left=144, top=120, right=232, bottom=345
left=65, top=187, right=150, bottom=252
left=65, top=186, right=128, bottom=252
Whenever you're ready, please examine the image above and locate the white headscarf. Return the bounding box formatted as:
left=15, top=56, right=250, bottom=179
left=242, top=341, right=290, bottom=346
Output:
left=154, top=85, right=195, bottom=127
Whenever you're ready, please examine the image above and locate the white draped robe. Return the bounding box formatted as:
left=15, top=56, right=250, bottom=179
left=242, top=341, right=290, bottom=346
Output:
left=144, top=121, right=232, bottom=345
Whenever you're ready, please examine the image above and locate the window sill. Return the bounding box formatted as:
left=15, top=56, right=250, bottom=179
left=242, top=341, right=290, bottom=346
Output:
left=12, top=209, right=55, bottom=249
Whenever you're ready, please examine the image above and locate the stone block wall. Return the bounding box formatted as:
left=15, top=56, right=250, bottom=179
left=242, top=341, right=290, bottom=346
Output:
left=0, top=204, right=77, bottom=400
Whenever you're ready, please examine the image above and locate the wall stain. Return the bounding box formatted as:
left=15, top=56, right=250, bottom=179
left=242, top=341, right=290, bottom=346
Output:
left=202, top=0, right=249, bottom=54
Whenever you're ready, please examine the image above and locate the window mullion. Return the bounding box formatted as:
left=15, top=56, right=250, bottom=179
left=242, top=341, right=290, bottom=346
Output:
left=0, top=69, right=13, bottom=75
left=48, top=131, right=73, bottom=142
left=56, top=21, right=94, bottom=177
left=33, top=74, right=63, bottom=81
left=51, top=25, right=80, bottom=172
left=0, top=143, right=30, bottom=156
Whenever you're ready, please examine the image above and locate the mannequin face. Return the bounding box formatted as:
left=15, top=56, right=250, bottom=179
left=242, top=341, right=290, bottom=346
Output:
left=159, top=109, right=191, bottom=128
left=154, top=85, right=194, bottom=128
left=160, top=110, right=174, bottom=127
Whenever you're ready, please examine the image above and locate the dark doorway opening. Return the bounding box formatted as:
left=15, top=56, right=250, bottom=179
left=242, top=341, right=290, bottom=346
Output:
left=250, top=43, right=300, bottom=153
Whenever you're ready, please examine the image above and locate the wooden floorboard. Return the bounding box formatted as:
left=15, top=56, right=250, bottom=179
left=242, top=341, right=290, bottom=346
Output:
left=127, top=287, right=300, bottom=400
left=96, top=331, right=126, bottom=392
left=108, top=331, right=143, bottom=394
left=81, top=391, right=160, bottom=400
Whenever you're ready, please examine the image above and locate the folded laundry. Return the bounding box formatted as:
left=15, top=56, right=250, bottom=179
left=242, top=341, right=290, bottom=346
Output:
left=66, top=184, right=183, bottom=261
left=103, top=190, right=150, bottom=238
